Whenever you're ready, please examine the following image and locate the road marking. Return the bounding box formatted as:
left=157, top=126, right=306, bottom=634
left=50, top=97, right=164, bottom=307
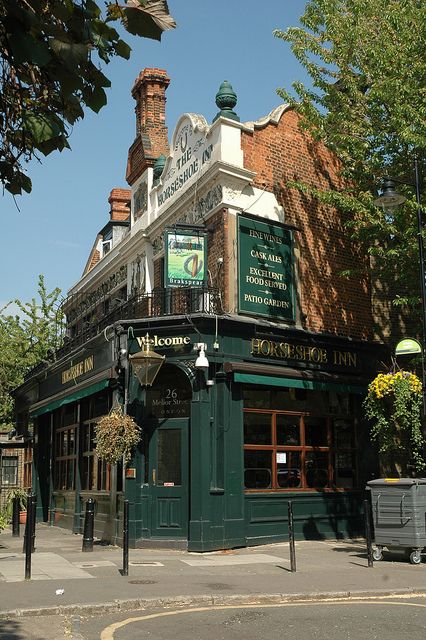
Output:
left=181, top=553, right=285, bottom=566
left=100, top=597, right=426, bottom=639
left=129, top=561, right=164, bottom=567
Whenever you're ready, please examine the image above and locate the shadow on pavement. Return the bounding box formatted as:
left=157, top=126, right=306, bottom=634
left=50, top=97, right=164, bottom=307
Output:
left=0, top=618, right=29, bottom=640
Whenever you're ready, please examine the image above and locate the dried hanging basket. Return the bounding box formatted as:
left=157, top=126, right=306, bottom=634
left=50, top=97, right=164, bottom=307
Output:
left=95, top=406, right=141, bottom=465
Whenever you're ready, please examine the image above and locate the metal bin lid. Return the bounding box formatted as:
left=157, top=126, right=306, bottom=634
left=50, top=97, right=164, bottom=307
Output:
left=367, top=478, right=426, bottom=487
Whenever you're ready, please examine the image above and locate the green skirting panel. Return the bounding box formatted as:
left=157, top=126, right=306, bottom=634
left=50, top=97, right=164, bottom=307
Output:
left=245, top=492, right=364, bottom=544
left=234, top=373, right=366, bottom=395
left=30, top=379, right=110, bottom=417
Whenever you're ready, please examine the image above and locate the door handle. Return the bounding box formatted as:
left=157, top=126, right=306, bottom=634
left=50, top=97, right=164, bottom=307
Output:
left=152, top=468, right=156, bottom=485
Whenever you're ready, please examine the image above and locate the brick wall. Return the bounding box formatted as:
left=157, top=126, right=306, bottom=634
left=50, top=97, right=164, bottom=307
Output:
left=241, top=109, right=372, bottom=340
left=108, top=188, right=131, bottom=222
left=152, top=209, right=227, bottom=295
left=0, top=444, right=31, bottom=511
left=206, top=209, right=227, bottom=297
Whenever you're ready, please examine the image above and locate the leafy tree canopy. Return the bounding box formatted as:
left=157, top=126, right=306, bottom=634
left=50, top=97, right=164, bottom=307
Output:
left=0, top=276, right=63, bottom=429
left=275, top=0, right=426, bottom=313
left=0, top=0, right=176, bottom=195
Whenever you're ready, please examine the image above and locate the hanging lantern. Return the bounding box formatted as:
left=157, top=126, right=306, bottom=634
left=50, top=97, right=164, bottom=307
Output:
left=129, top=333, right=165, bottom=387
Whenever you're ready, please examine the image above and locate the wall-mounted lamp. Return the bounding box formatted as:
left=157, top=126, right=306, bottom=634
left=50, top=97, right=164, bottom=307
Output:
left=194, top=343, right=209, bottom=372
left=129, top=333, right=165, bottom=387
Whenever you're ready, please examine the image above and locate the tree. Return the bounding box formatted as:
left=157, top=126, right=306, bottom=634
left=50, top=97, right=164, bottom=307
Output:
left=0, top=1, right=176, bottom=195
left=0, top=275, right=63, bottom=429
left=275, top=0, right=426, bottom=318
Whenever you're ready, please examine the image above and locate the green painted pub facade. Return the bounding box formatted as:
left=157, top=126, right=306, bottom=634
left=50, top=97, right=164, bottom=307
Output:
left=17, top=312, right=383, bottom=551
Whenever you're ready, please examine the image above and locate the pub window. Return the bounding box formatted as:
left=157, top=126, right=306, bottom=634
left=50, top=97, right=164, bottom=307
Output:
left=54, top=412, right=77, bottom=491
left=157, top=429, right=182, bottom=486
left=243, top=389, right=357, bottom=491
left=1, top=456, right=19, bottom=486
left=80, top=391, right=112, bottom=492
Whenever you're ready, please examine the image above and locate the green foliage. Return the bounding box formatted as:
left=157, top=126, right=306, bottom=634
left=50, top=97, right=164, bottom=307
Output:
left=0, top=1, right=176, bottom=195
left=95, top=405, right=141, bottom=464
left=0, top=275, right=63, bottom=429
left=364, top=370, right=426, bottom=475
left=275, top=0, right=426, bottom=318
left=0, top=509, right=8, bottom=531
left=5, top=487, right=28, bottom=520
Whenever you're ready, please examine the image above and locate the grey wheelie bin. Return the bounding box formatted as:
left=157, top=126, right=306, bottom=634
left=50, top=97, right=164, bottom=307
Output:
left=367, top=478, right=426, bottom=564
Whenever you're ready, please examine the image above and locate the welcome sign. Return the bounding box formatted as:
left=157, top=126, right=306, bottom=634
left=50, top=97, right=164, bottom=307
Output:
left=238, top=214, right=294, bottom=321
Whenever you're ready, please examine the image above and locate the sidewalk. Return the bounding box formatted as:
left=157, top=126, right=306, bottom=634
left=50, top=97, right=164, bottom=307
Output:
left=1, top=523, right=426, bottom=618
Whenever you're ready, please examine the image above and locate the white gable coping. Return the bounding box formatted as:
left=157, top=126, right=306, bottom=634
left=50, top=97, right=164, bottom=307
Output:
left=241, top=104, right=291, bottom=131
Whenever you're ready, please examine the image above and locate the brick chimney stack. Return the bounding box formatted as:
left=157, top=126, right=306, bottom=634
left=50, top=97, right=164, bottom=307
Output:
left=126, top=68, right=170, bottom=186
left=108, top=188, right=131, bottom=221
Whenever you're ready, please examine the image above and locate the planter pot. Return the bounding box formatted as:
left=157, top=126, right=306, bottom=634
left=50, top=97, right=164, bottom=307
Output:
left=19, top=511, right=27, bottom=525
left=48, top=509, right=62, bottom=524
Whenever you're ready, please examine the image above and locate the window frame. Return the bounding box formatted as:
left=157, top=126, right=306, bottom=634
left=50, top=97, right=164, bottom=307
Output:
left=1, top=455, right=19, bottom=486
left=243, top=407, right=357, bottom=492
left=80, top=391, right=112, bottom=492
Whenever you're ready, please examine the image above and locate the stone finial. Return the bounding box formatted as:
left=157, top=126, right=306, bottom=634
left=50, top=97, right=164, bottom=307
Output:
left=153, top=154, right=166, bottom=184
left=213, top=80, right=239, bottom=122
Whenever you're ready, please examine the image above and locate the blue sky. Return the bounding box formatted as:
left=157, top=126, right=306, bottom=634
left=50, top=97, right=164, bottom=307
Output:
left=1, top=0, right=310, bottom=310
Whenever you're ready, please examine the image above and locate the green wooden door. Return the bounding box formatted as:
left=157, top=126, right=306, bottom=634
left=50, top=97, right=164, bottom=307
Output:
left=147, top=419, right=189, bottom=538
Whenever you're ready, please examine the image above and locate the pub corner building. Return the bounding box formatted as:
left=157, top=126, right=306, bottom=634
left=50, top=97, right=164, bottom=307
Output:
left=13, top=69, right=387, bottom=551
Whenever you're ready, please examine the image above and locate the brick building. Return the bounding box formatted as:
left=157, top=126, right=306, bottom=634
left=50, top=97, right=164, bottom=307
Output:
left=0, top=430, right=31, bottom=512
left=13, top=69, right=385, bottom=550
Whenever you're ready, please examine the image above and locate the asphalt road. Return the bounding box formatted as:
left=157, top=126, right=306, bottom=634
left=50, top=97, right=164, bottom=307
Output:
left=2, top=596, right=426, bottom=640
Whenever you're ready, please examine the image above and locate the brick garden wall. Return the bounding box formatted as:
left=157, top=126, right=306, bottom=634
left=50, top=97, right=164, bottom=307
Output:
left=241, top=109, right=373, bottom=340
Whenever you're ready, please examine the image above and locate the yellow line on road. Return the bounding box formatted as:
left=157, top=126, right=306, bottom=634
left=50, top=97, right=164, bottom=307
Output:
left=100, top=597, right=426, bottom=640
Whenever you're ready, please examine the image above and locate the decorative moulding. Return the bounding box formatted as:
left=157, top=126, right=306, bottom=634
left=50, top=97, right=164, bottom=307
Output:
left=242, top=104, right=291, bottom=132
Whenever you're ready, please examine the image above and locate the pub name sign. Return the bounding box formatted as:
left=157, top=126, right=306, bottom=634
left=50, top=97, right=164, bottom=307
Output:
left=62, top=355, right=94, bottom=384
left=251, top=338, right=358, bottom=369
left=157, top=117, right=214, bottom=208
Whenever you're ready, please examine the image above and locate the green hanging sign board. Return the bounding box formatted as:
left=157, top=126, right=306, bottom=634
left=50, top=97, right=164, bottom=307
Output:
left=164, top=229, right=207, bottom=288
left=237, top=214, right=295, bottom=322
left=395, top=338, right=422, bottom=356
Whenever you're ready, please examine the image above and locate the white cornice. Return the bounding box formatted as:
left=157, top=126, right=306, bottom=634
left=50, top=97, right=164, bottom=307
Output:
left=241, top=104, right=291, bottom=132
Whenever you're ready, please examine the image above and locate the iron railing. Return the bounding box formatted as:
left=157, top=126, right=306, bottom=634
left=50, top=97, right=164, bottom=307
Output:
left=25, top=287, right=222, bottom=378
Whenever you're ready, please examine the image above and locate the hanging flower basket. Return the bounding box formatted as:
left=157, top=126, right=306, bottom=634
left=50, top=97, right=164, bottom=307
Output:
left=364, top=370, right=425, bottom=476
left=95, top=406, right=141, bottom=465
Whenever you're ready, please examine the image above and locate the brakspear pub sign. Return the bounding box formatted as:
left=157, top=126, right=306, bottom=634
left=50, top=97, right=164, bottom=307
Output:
left=164, top=228, right=207, bottom=287
left=238, top=214, right=294, bottom=321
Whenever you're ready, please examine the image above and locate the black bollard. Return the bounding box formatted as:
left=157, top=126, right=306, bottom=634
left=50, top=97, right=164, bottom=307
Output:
left=12, top=496, right=20, bottom=537
left=364, top=499, right=374, bottom=568
left=30, top=494, right=37, bottom=552
left=24, top=494, right=35, bottom=580
left=82, top=498, right=95, bottom=552
left=22, top=493, right=34, bottom=554
left=121, top=499, right=129, bottom=576
left=288, top=500, right=297, bottom=573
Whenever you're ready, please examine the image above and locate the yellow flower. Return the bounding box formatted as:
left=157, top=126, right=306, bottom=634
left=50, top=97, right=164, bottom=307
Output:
left=368, top=370, right=422, bottom=400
